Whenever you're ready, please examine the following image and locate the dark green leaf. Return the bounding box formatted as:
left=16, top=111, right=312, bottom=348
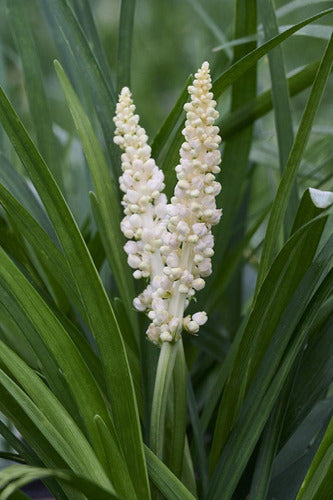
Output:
left=117, top=0, right=136, bottom=91
left=257, top=34, right=333, bottom=289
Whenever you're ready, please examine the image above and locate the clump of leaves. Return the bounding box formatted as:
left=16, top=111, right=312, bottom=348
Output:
left=0, top=1, right=332, bottom=499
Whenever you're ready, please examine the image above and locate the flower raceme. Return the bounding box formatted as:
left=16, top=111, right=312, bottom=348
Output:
left=114, top=61, right=222, bottom=345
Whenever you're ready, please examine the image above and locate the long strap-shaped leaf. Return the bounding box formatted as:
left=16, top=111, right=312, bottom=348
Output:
left=208, top=246, right=333, bottom=500
left=257, top=0, right=298, bottom=234
left=117, top=0, right=136, bottom=91
left=0, top=248, right=118, bottom=479
left=151, top=8, right=333, bottom=166
left=55, top=61, right=138, bottom=339
left=257, top=33, right=333, bottom=288
left=219, top=59, right=331, bottom=139
left=0, top=154, right=56, bottom=241
left=212, top=8, right=333, bottom=98
left=0, top=340, right=137, bottom=498
left=6, top=0, right=62, bottom=190
left=0, top=87, right=150, bottom=499
left=0, top=341, right=116, bottom=492
left=70, top=0, right=112, bottom=84
left=42, top=0, right=118, bottom=173
left=212, top=0, right=257, bottom=298
left=145, top=446, right=197, bottom=500
left=0, top=465, right=119, bottom=500
left=209, top=213, right=330, bottom=467
left=296, top=414, right=333, bottom=500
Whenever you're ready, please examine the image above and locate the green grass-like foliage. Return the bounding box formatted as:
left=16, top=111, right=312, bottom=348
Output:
left=0, top=1, right=332, bottom=499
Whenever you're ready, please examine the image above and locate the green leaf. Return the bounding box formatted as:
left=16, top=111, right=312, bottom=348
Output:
left=0, top=287, right=82, bottom=423
left=0, top=249, right=117, bottom=477
left=151, top=74, right=192, bottom=161
left=0, top=421, right=67, bottom=500
left=0, top=341, right=114, bottom=492
left=55, top=60, right=138, bottom=337
left=93, top=415, right=137, bottom=499
left=206, top=203, right=270, bottom=314
left=42, top=0, right=118, bottom=172
left=6, top=0, right=62, bottom=189
left=296, top=414, right=333, bottom=499
left=213, top=0, right=257, bottom=270
left=212, top=8, right=333, bottom=98
left=185, top=0, right=231, bottom=58
left=220, top=60, right=332, bottom=140
left=70, top=0, right=112, bottom=83
left=0, top=183, right=107, bottom=394
left=117, top=0, right=136, bottom=91
left=209, top=213, right=330, bottom=468
left=270, top=398, right=333, bottom=499
left=0, top=154, right=56, bottom=241
left=276, top=0, right=333, bottom=18
left=248, top=376, right=293, bottom=500
left=187, top=373, right=208, bottom=498
left=0, top=81, right=150, bottom=500
left=282, top=311, right=333, bottom=442
left=257, top=34, right=333, bottom=289
left=145, top=446, right=197, bottom=500
left=0, top=465, right=119, bottom=500
left=248, top=188, right=333, bottom=499
left=257, top=0, right=298, bottom=235
left=208, top=245, right=333, bottom=500
left=0, top=420, right=38, bottom=468
left=0, top=182, right=78, bottom=303
left=280, top=24, right=333, bottom=41
left=164, top=341, right=187, bottom=479
left=210, top=0, right=257, bottom=317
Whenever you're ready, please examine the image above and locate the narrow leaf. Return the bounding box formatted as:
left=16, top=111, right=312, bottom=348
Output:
left=145, top=446, right=197, bottom=500
left=0, top=82, right=150, bottom=499
left=6, top=0, right=62, bottom=189
left=117, top=0, right=136, bottom=91
left=257, top=34, right=333, bottom=289
left=55, top=60, right=138, bottom=337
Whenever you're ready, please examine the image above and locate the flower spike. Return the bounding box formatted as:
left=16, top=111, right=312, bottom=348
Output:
left=114, top=62, right=222, bottom=345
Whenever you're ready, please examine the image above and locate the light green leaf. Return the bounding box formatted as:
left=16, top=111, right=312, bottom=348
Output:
left=42, top=0, right=118, bottom=172
left=296, top=417, right=333, bottom=500
left=257, top=34, right=333, bottom=289
left=220, top=60, right=332, bottom=140
left=117, top=0, right=136, bottom=91
left=212, top=9, right=333, bottom=97
left=70, top=0, right=112, bottom=83
left=0, top=248, right=115, bottom=478
left=6, top=0, right=62, bottom=189
left=0, top=81, right=150, bottom=500
left=0, top=341, right=114, bottom=492
left=0, top=465, right=119, bottom=500
left=258, top=0, right=298, bottom=235
left=55, top=60, right=138, bottom=337
left=209, top=214, right=331, bottom=468
left=208, top=244, right=333, bottom=500
left=145, top=446, right=197, bottom=500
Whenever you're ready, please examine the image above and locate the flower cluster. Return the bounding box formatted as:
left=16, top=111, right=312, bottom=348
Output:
left=114, top=61, right=222, bottom=345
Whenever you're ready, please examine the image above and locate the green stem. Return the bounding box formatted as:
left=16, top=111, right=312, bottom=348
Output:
left=150, top=341, right=180, bottom=460
left=165, top=340, right=187, bottom=478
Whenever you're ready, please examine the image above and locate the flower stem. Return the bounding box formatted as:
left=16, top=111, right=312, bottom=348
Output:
left=150, top=340, right=180, bottom=460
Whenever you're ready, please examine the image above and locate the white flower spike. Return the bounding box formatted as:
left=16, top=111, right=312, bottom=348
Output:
left=114, top=61, right=222, bottom=345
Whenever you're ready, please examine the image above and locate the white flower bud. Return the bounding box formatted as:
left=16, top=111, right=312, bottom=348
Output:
left=192, top=311, right=207, bottom=326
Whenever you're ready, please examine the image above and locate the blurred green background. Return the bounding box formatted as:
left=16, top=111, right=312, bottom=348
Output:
left=0, top=1, right=332, bottom=226
left=0, top=0, right=332, bottom=132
